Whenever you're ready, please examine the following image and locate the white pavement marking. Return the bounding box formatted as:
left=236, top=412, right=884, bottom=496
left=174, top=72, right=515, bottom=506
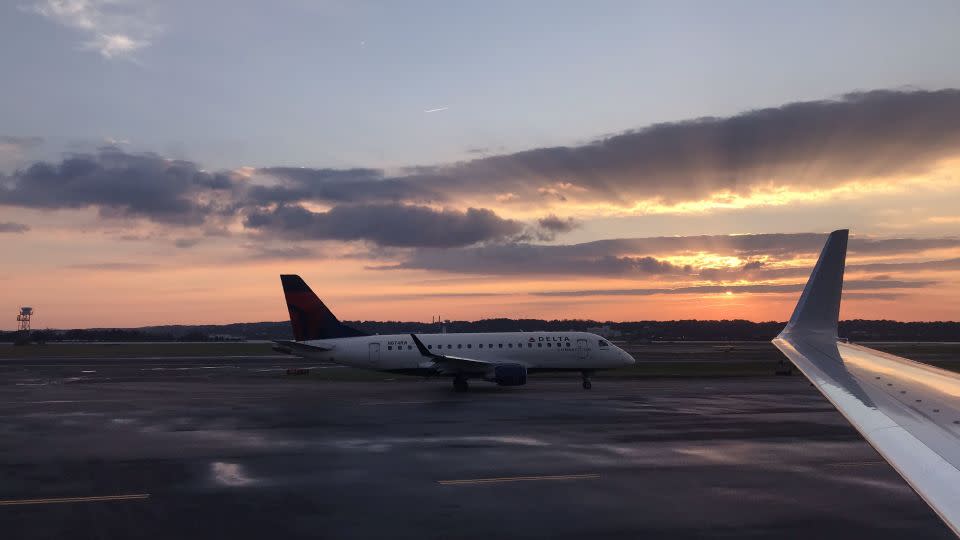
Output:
left=438, top=474, right=600, bottom=485
left=0, top=493, right=151, bottom=506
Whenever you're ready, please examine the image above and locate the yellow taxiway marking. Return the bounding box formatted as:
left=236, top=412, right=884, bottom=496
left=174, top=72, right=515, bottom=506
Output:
left=0, top=494, right=151, bottom=506
left=825, top=461, right=886, bottom=468
left=438, top=474, right=600, bottom=486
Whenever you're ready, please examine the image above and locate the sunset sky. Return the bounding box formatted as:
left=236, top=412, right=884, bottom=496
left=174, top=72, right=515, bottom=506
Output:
left=2, top=1, right=959, bottom=328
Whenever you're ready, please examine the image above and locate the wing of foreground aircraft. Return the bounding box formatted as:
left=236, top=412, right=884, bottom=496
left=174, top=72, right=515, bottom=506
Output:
left=773, top=229, right=960, bottom=536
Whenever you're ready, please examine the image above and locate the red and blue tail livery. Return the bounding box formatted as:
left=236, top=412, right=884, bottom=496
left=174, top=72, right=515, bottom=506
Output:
left=280, top=275, right=369, bottom=341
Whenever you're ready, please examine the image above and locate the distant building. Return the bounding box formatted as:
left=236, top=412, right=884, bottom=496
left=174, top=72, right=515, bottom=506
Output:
left=586, top=325, right=622, bottom=338
left=208, top=334, right=244, bottom=342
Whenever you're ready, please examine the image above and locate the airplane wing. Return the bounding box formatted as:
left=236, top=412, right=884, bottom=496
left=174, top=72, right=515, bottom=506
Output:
left=409, top=334, right=495, bottom=375
left=273, top=340, right=332, bottom=355
left=773, top=229, right=960, bottom=536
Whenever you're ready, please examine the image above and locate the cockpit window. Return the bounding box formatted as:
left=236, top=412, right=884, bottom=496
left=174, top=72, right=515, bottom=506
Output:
left=599, top=340, right=609, bottom=347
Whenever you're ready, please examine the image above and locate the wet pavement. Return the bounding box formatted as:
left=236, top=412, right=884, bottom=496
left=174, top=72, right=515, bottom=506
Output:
left=0, top=356, right=953, bottom=539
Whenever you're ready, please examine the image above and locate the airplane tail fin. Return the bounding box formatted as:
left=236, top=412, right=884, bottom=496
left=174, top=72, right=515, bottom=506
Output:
left=781, top=229, right=849, bottom=338
left=280, top=275, right=369, bottom=341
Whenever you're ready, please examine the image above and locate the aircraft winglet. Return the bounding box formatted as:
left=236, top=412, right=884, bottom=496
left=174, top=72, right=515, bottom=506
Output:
left=410, top=334, right=438, bottom=359
left=781, top=229, right=848, bottom=338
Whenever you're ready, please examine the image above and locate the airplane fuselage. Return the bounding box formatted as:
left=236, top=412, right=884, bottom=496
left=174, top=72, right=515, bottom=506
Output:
left=297, top=331, right=634, bottom=374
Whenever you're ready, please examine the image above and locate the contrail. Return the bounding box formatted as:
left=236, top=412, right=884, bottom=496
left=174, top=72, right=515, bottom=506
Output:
left=424, top=106, right=449, bottom=113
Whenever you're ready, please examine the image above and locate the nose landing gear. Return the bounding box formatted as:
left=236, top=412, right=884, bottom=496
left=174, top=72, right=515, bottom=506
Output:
left=581, top=370, right=593, bottom=390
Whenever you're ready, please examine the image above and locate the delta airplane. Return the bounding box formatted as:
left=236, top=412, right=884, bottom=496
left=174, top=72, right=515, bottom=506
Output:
left=275, top=275, right=636, bottom=391
left=775, top=230, right=960, bottom=536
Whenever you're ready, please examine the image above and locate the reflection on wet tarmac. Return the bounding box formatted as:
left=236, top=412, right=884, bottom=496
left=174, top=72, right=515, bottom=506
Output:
left=211, top=462, right=255, bottom=487
left=0, top=357, right=953, bottom=539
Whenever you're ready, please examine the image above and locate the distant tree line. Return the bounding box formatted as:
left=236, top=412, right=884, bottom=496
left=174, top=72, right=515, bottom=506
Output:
left=3, top=319, right=958, bottom=343
left=0, top=328, right=217, bottom=343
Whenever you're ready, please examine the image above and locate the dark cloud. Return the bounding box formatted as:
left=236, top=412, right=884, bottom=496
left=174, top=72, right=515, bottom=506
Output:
left=248, top=168, right=443, bottom=205
left=173, top=238, right=202, bottom=249
left=0, top=221, right=29, bottom=233
left=246, top=89, right=960, bottom=206
left=702, top=256, right=960, bottom=282
left=0, top=147, right=235, bottom=225
left=441, top=89, right=960, bottom=203
left=244, top=203, right=524, bottom=248
left=386, top=233, right=960, bottom=277
left=378, top=246, right=692, bottom=276
left=4, top=89, right=960, bottom=251
left=533, top=279, right=935, bottom=297
left=535, top=214, right=580, bottom=240
left=0, top=148, right=525, bottom=248
left=851, top=257, right=960, bottom=273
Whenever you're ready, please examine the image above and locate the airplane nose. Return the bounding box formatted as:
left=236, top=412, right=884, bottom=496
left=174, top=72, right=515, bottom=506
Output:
left=620, top=349, right=636, bottom=365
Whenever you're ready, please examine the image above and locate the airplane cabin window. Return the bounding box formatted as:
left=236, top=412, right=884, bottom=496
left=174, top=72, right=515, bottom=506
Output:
left=538, top=343, right=542, bottom=347
left=457, top=344, right=462, bottom=349
left=447, top=344, right=452, bottom=349
left=547, top=343, right=551, bottom=347
left=428, top=345, right=432, bottom=349
left=498, top=343, right=503, bottom=348
left=508, top=343, right=513, bottom=348
left=479, top=344, right=483, bottom=349
left=467, top=344, right=472, bottom=349
left=387, top=346, right=392, bottom=350
left=408, top=345, right=413, bottom=350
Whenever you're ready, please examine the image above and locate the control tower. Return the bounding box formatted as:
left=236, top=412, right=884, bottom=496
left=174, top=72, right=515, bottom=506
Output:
left=17, top=307, right=33, bottom=332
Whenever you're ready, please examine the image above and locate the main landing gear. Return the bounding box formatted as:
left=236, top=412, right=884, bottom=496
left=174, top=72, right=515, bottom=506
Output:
left=581, top=370, right=593, bottom=390
left=453, top=377, right=469, bottom=392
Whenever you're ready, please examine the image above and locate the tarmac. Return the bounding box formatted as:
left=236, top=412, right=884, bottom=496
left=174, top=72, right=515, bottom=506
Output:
left=0, top=355, right=953, bottom=539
